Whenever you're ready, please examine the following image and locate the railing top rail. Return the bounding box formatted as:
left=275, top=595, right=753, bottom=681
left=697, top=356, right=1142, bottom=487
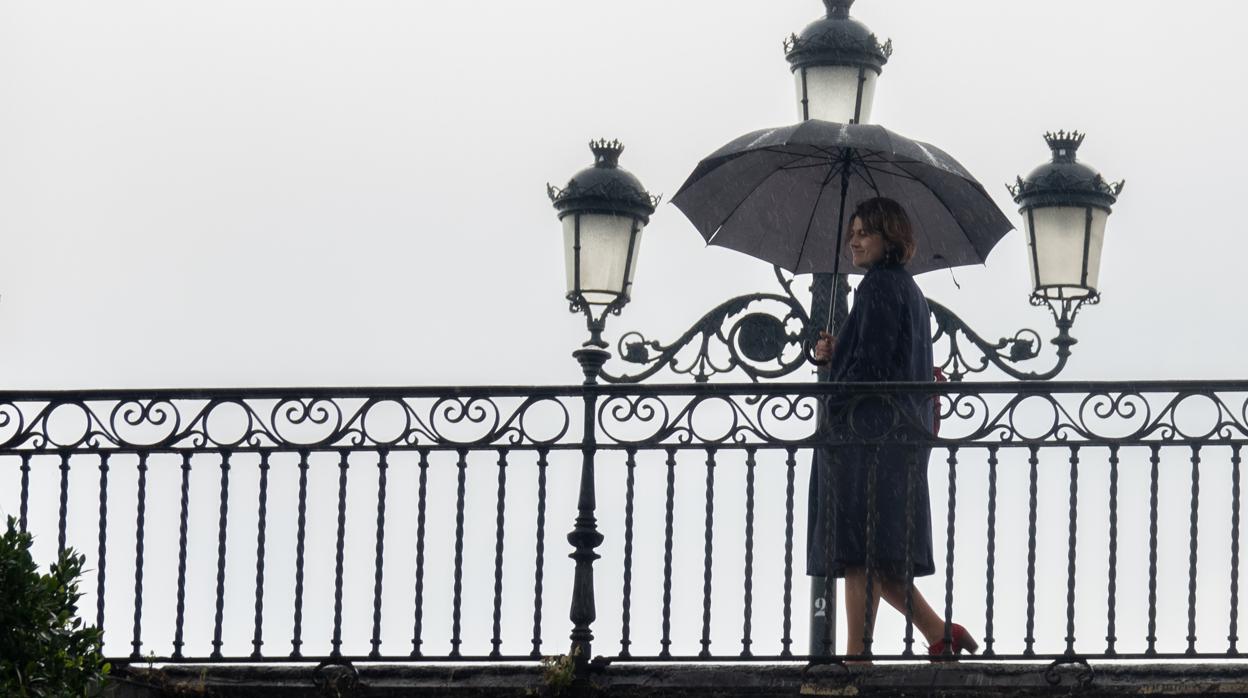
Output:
left=1, top=379, right=1247, bottom=401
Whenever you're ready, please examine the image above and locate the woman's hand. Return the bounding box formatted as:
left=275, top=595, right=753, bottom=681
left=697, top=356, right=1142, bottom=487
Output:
left=813, top=331, right=837, bottom=365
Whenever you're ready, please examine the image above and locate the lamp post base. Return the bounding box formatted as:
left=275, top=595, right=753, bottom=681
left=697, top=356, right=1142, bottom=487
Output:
left=810, top=575, right=837, bottom=656
left=573, top=347, right=610, bottom=386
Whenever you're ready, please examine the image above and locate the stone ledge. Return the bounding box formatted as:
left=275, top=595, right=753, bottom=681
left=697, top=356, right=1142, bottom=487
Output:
left=104, top=661, right=1248, bottom=697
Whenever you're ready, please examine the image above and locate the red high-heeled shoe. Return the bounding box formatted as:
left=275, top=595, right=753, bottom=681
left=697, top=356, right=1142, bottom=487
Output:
left=927, top=623, right=979, bottom=657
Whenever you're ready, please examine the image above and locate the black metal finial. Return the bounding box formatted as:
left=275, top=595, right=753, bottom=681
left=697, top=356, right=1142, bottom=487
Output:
left=823, top=0, right=854, bottom=19
left=590, top=139, right=624, bottom=168
left=786, top=0, right=891, bottom=68
left=1043, top=130, right=1085, bottom=163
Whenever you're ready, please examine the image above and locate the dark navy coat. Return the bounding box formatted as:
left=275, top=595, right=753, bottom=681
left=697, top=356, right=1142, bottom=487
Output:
left=806, top=262, right=935, bottom=579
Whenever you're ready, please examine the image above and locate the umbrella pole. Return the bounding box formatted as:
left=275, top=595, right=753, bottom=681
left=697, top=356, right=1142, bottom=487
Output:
left=825, top=163, right=852, bottom=335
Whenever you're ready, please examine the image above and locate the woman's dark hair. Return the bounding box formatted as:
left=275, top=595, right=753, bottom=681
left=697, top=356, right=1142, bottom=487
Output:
left=849, top=197, right=917, bottom=266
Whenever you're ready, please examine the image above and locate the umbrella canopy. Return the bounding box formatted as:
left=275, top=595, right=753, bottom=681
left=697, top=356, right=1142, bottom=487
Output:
left=672, top=121, right=1014, bottom=276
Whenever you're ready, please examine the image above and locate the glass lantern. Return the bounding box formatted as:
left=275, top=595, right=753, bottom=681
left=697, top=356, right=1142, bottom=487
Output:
left=1010, top=131, right=1124, bottom=302
left=784, top=0, right=891, bottom=124
left=549, top=140, right=659, bottom=327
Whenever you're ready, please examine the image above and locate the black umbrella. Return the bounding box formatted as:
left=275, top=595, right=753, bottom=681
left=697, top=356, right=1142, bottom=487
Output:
left=672, top=121, right=1013, bottom=330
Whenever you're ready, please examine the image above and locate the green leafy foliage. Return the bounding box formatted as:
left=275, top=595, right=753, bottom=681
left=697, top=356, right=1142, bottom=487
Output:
left=1, top=517, right=109, bottom=697
left=539, top=647, right=579, bottom=696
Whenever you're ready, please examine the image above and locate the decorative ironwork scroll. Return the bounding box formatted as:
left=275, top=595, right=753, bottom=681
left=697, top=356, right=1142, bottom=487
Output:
left=595, top=267, right=1095, bottom=384
left=600, top=267, right=813, bottom=384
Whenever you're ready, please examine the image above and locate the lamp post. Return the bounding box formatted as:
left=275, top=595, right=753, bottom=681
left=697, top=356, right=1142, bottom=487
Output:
left=548, top=140, right=657, bottom=678
left=785, top=0, right=894, bottom=656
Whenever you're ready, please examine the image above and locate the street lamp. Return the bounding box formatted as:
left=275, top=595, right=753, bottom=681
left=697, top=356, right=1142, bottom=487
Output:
left=1012, top=130, right=1124, bottom=309
left=958, top=130, right=1125, bottom=379
left=785, top=0, right=895, bottom=656
left=548, top=141, right=660, bottom=675
left=785, top=0, right=892, bottom=124
left=549, top=139, right=659, bottom=366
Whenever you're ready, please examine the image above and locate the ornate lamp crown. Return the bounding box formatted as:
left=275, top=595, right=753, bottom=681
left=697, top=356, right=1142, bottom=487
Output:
left=590, top=138, right=624, bottom=168
left=1009, top=130, right=1124, bottom=209
left=1044, top=130, right=1085, bottom=163
left=784, top=0, right=892, bottom=67
left=548, top=139, right=660, bottom=221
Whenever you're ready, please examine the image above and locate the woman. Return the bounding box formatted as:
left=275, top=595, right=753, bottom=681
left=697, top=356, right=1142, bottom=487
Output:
left=810, top=197, right=976, bottom=658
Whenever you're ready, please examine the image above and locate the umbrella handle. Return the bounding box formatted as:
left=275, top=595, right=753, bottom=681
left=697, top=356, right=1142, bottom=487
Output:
left=825, top=282, right=840, bottom=335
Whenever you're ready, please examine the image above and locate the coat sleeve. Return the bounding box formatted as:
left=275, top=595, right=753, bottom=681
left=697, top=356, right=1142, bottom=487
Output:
left=839, top=274, right=904, bottom=382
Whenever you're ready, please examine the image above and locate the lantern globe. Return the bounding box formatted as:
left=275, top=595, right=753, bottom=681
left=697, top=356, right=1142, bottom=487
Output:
left=1010, top=131, right=1124, bottom=302
left=549, top=140, right=659, bottom=310
left=784, top=0, right=891, bottom=124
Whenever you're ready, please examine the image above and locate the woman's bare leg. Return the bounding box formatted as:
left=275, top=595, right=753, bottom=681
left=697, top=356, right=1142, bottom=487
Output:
left=875, top=577, right=946, bottom=646
left=842, top=567, right=882, bottom=656
left=844, top=570, right=949, bottom=650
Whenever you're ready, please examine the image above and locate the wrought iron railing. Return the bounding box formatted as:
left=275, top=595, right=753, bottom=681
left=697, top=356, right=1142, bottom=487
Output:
left=1, top=381, right=1245, bottom=669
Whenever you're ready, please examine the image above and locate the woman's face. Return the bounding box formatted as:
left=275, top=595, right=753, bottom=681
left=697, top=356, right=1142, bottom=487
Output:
left=847, top=217, right=887, bottom=269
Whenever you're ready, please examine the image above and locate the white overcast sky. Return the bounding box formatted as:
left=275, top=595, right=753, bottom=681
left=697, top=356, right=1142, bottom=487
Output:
left=3, top=0, right=1248, bottom=661
left=2, top=0, right=1246, bottom=389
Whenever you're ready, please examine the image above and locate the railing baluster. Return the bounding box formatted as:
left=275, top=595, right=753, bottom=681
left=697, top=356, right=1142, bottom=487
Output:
left=530, top=449, right=548, bottom=658
left=291, top=450, right=310, bottom=659
left=172, top=453, right=192, bottom=660
left=660, top=447, right=676, bottom=658
left=862, top=447, right=880, bottom=658
left=983, top=446, right=998, bottom=657
left=741, top=447, right=756, bottom=658
left=58, top=451, right=70, bottom=555
left=1231, top=444, right=1242, bottom=656
left=1024, top=445, right=1039, bottom=656
left=1146, top=444, right=1160, bottom=656
left=411, top=449, right=430, bottom=658
left=490, top=449, right=509, bottom=658
left=18, top=453, right=31, bottom=532
left=699, top=448, right=717, bottom=658
left=819, top=442, right=836, bottom=657
left=940, top=446, right=958, bottom=655
left=252, top=451, right=271, bottom=659
left=620, top=449, right=636, bottom=658
left=902, top=446, right=918, bottom=657
left=131, top=453, right=149, bottom=659
left=1064, top=446, right=1080, bottom=656
left=450, top=449, right=468, bottom=658
left=781, top=447, right=795, bottom=658
left=370, top=449, right=390, bottom=659
left=331, top=450, right=350, bottom=658
left=1187, top=444, right=1202, bottom=656
left=211, top=451, right=231, bottom=659
left=95, top=454, right=110, bottom=632
left=1106, top=445, right=1119, bottom=656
